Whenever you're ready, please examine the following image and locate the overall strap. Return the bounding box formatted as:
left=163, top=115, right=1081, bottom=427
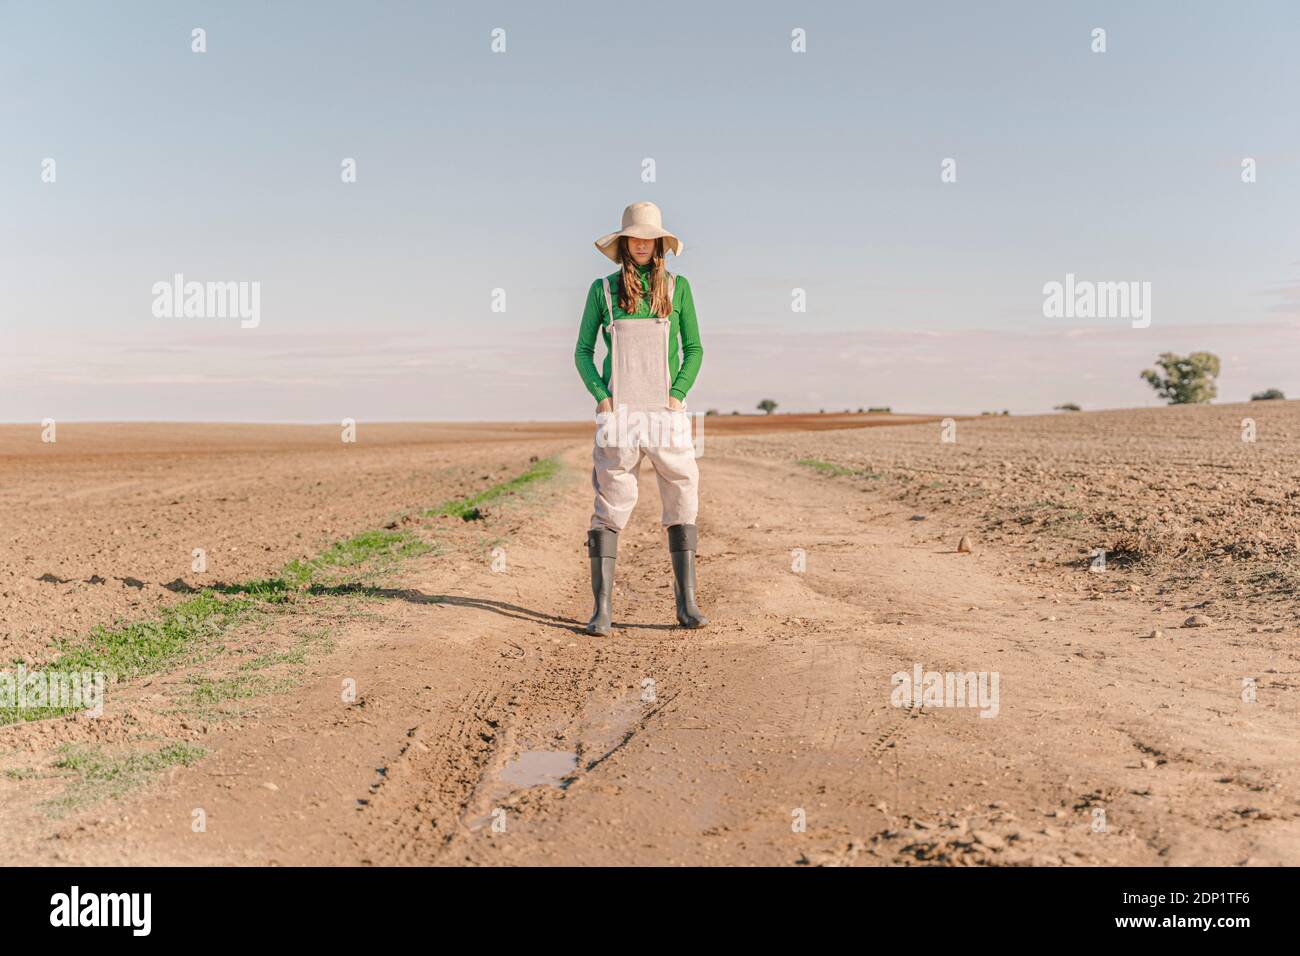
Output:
left=601, top=277, right=614, bottom=328
left=603, top=272, right=675, bottom=326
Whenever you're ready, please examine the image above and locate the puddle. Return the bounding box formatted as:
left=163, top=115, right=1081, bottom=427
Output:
left=499, top=750, right=578, bottom=789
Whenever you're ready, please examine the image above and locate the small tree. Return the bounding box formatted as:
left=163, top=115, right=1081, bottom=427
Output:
left=757, top=399, right=778, bottom=415
left=1251, top=388, right=1285, bottom=401
left=1054, top=403, right=1081, bottom=412
left=1140, top=351, right=1221, bottom=405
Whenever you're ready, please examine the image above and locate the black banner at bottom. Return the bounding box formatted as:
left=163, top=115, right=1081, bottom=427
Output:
left=3, top=865, right=1282, bottom=941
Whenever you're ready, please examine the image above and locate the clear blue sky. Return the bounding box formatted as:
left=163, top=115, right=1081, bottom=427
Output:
left=3, top=0, right=1299, bottom=420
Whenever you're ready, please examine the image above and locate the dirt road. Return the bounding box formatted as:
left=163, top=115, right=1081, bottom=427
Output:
left=6, top=424, right=1297, bottom=866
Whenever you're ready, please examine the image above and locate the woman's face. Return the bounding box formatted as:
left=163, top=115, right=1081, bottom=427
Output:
left=626, top=237, right=655, bottom=266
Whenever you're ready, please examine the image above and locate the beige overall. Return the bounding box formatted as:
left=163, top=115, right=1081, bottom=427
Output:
left=590, top=274, right=700, bottom=533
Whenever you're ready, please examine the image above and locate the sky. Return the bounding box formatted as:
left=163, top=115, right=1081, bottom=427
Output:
left=3, top=0, right=1299, bottom=421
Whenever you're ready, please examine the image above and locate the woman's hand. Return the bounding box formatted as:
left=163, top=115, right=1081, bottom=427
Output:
left=667, top=396, right=684, bottom=411
left=596, top=398, right=613, bottom=414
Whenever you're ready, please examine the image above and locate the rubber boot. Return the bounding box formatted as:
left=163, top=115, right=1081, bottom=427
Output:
left=585, top=527, right=618, bottom=636
left=667, top=524, right=709, bottom=629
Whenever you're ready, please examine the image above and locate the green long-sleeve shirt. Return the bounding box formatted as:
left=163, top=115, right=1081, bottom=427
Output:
left=574, top=265, right=703, bottom=404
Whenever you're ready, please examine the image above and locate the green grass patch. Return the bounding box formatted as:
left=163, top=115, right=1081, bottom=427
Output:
left=52, top=591, right=256, bottom=680
left=797, top=458, right=884, bottom=480
left=181, top=630, right=335, bottom=720
left=426, top=456, right=561, bottom=520
left=210, top=576, right=296, bottom=602
left=185, top=672, right=294, bottom=708
left=43, top=741, right=206, bottom=816
left=798, top=458, right=855, bottom=477
left=282, top=528, right=431, bottom=587
left=1, top=703, right=82, bottom=725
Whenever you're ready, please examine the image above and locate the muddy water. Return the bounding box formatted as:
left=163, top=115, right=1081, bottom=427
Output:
left=499, top=751, right=578, bottom=788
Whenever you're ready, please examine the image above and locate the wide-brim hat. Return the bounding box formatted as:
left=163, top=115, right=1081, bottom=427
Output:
left=594, top=201, right=682, bottom=262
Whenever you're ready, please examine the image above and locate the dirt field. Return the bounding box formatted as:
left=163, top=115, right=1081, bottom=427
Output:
left=2, top=405, right=1297, bottom=866
left=0, top=413, right=939, bottom=661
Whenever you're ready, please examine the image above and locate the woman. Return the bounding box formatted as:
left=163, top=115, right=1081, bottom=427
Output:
left=574, top=201, right=708, bottom=636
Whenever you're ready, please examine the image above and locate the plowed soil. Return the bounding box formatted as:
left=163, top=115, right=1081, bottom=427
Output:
left=2, top=406, right=1297, bottom=866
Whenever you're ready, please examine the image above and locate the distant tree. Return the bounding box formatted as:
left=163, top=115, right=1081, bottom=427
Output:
left=1140, top=351, right=1221, bottom=405
left=705, top=408, right=719, bottom=416
left=868, top=406, right=891, bottom=413
left=1251, top=388, right=1285, bottom=401
left=757, top=399, right=778, bottom=415
left=730, top=410, right=740, bottom=416
left=1054, top=403, right=1081, bottom=412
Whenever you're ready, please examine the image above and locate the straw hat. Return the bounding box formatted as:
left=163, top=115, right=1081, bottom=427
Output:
left=594, top=201, right=683, bottom=262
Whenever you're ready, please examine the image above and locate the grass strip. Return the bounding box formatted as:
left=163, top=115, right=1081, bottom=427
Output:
left=281, top=527, right=431, bottom=588
left=797, top=458, right=883, bottom=480
left=426, top=456, right=561, bottom=520
left=2, top=457, right=561, bottom=726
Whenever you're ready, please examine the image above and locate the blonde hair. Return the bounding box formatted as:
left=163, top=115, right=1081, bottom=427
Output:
left=617, top=237, right=672, bottom=317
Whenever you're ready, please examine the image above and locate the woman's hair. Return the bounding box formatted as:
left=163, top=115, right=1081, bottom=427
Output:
left=617, top=237, right=672, bottom=318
